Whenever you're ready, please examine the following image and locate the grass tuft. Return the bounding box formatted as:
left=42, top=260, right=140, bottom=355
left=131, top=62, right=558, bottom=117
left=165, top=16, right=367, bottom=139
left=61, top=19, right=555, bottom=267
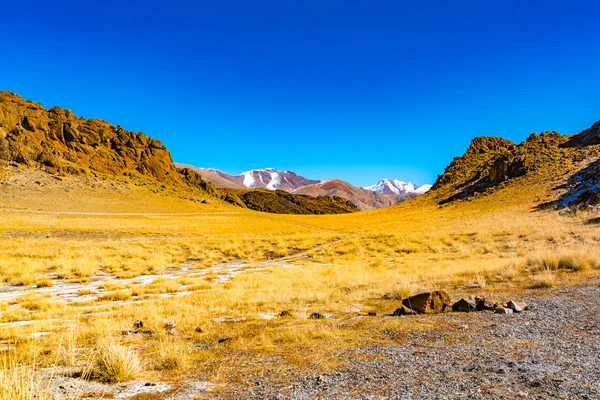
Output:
left=88, top=339, right=144, bottom=383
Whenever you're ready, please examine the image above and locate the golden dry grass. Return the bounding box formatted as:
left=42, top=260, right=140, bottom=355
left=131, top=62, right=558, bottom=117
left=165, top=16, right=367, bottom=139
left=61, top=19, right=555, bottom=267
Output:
left=0, top=185, right=599, bottom=390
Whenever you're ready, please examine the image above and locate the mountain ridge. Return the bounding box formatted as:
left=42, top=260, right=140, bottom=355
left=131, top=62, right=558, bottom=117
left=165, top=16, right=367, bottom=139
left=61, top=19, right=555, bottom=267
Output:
left=177, top=164, right=429, bottom=210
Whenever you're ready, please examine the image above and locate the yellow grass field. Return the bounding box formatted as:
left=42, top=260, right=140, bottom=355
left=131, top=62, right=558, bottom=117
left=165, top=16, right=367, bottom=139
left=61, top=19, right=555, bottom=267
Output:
left=1, top=182, right=599, bottom=397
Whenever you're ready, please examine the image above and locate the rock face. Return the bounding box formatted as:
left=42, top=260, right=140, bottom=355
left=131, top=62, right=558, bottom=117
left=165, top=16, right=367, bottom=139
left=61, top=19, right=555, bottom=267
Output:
left=0, top=91, right=181, bottom=182
left=402, top=290, right=451, bottom=314
left=488, top=156, right=530, bottom=184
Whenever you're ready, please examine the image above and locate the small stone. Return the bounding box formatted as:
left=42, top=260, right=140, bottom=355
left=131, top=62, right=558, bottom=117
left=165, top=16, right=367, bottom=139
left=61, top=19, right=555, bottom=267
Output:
left=452, top=298, right=477, bottom=312
left=194, top=327, right=204, bottom=333
left=279, top=310, right=293, bottom=318
left=507, top=300, right=528, bottom=313
left=163, top=321, right=176, bottom=330
left=167, top=328, right=178, bottom=336
left=218, top=337, right=232, bottom=344
left=309, top=312, right=324, bottom=320
left=391, top=305, right=417, bottom=316
left=495, top=307, right=514, bottom=315
left=133, top=320, right=144, bottom=329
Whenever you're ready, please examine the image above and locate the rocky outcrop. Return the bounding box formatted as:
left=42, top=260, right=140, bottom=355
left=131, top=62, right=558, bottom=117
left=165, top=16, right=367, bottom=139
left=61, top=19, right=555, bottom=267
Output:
left=431, top=121, right=600, bottom=206
left=0, top=91, right=181, bottom=182
left=488, top=155, right=530, bottom=184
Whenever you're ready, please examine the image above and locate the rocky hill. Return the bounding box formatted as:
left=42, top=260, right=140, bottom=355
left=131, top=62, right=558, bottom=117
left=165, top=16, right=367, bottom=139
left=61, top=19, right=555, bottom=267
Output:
left=222, top=188, right=358, bottom=214
left=428, top=121, right=600, bottom=210
left=0, top=92, right=355, bottom=215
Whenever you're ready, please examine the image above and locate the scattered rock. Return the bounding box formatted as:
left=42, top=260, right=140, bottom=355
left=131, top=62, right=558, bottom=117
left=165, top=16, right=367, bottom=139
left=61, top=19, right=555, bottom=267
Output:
left=121, top=329, right=155, bottom=336
left=452, top=298, right=478, bottom=312
left=309, top=312, right=324, bottom=320
left=495, top=307, right=514, bottom=315
left=357, top=311, right=377, bottom=317
left=474, top=296, right=497, bottom=311
left=402, top=290, right=451, bottom=314
left=507, top=300, right=528, bottom=313
left=391, top=305, right=417, bottom=316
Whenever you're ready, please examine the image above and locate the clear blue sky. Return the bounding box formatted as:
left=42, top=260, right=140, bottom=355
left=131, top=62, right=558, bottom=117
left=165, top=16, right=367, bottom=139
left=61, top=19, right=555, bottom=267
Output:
left=2, top=1, right=599, bottom=186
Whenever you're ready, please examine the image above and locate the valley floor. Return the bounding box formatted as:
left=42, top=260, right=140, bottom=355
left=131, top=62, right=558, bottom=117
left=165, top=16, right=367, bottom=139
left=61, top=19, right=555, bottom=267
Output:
left=1, top=195, right=599, bottom=399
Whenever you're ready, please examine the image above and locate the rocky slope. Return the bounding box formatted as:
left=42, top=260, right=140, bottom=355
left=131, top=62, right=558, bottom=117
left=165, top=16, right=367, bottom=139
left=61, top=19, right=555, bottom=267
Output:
left=428, top=121, right=600, bottom=210
left=0, top=92, right=355, bottom=215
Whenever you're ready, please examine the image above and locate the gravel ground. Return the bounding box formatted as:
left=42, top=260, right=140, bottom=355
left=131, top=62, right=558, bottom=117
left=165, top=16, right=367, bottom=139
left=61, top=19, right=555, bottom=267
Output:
left=47, top=282, right=600, bottom=399
left=219, top=283, right=600, bottom=400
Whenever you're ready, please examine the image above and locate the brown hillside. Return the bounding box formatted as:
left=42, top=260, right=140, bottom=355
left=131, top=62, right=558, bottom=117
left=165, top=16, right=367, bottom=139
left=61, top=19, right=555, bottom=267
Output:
left=428, top=123, right=600, bottom=209
left=222, top=188, right=358, bottom=214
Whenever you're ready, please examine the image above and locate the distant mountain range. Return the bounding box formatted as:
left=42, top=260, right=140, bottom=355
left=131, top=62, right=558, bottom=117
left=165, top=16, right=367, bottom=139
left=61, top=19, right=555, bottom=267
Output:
left=363, top=178, right=432, bottom=195
left=175, top=164, right=430, bottom=210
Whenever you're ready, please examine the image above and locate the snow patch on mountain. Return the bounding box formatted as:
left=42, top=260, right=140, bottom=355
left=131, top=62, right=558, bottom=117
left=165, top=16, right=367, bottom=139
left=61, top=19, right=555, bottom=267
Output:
left=415, top=184, right=433, bottom=194
left=363, top=179, right=415, bottom=194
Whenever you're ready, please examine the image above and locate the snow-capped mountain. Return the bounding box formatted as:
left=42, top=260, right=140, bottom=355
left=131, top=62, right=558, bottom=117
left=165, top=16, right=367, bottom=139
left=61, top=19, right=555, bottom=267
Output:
left=239, top=168, right=319, bottom=191
left=174, top=165, right=319, bottom=192
left=414, top=184, right=433, bottom=194
left=175, top=164, right=433, bottom=209
left=363, top=179, right=431, bottom=195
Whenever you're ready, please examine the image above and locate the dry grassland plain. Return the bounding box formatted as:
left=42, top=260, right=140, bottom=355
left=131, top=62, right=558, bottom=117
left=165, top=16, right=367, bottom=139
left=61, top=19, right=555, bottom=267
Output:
left=1, top=181, right=599, bottom=398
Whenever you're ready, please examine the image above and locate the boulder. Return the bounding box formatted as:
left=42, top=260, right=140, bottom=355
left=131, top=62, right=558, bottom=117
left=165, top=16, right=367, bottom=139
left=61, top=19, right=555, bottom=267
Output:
left=391, top=305, right=417, bottom=316
left=495, top=307, right=514, bottom=315
left=452, top=298, right=477, bottom=312
left=507, top=300, right=528, bottom=313
left=402, top=290, right=451, bottom=314
left=474, top=296, right=497, bottom=311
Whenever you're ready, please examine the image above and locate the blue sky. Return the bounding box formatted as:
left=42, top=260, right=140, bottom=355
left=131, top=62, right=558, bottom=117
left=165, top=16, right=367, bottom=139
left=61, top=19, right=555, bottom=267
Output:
left=2, top=1, right=599, bottom=186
